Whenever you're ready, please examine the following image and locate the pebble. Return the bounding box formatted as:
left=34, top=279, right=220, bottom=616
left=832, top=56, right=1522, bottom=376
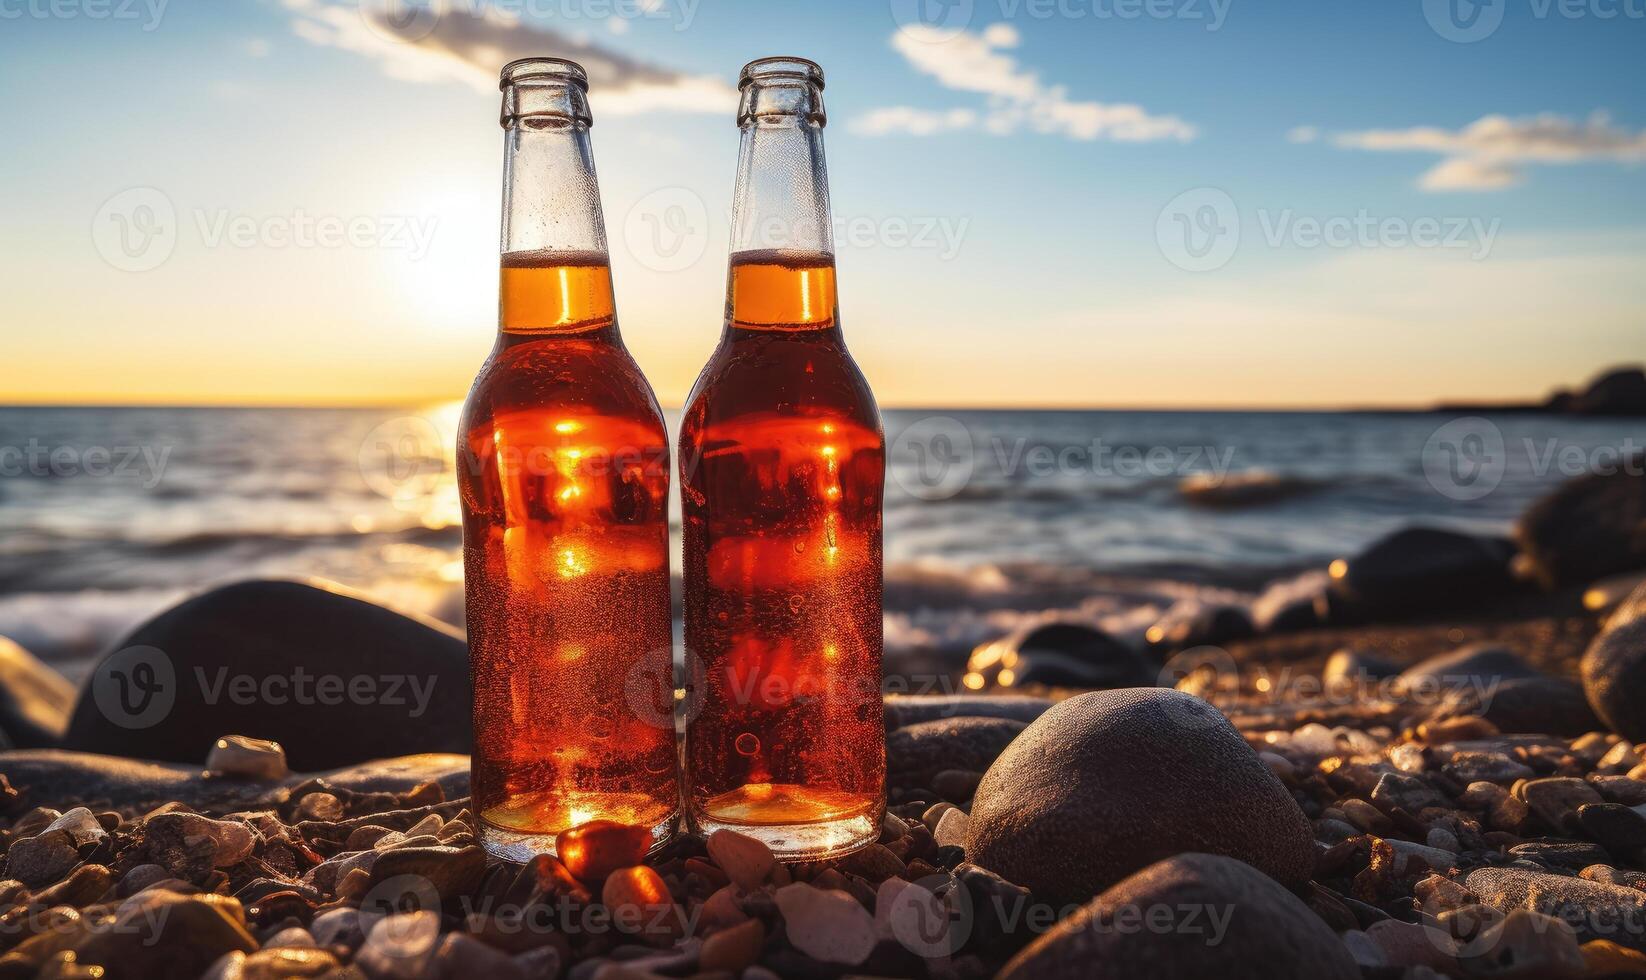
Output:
left=1445, top=751, right=1535, bottom=784
left=1520, top=777, right=1602, bottom=831
left=555, top=821, right=653, bottom=883
left=1370, top=772, right=1446, bottom=813
left=698, top=918, right=764, bottom=974
left=1389, top=839, right=1458, bottom=874
left=7, top=829, right=82, bottom=888
left=356, top=910, right=441, bottom=979
left=144, top=811, right=257, bottom=869
left=263, top=926, right=318, bottom=948
left=432, top=931, right=527, bottom=980
left=205, top=735, right=290, bottom=781
left=1581, top=938, right=1646, bottom=975
left=1260, top=751, right=1296, bottom=779
left=368, top=844, right=486, bottom=900
left=772, top=883, right=876, bottom=966
left=310, top=907, right=364, bottom=947
left=601, top=866, right=679, bottom=946
left=1426, top=827, right=1461, bottom=853
left=1462, top=908, right=1585, bottom=978
left=1465, top=866, right=1646, bottom=950
left=705, top=830, right=774, bottom=892
left=933, top=808, right=970, bottom=849
left=836, top=843, right=906, bottom=884
left=1576, top=802, right=1646, bottom=858
left=920, top=802, right=957, bottom=833
left=75, top=889, right=257, bottom=978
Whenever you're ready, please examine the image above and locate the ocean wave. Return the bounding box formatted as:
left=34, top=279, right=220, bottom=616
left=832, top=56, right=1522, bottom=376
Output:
left=1178, top=469, right=1329, bottom=508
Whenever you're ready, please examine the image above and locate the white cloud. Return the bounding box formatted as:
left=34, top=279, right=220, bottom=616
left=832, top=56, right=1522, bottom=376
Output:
left=1285, top=125, right=1318, bottom=144
left=1333, top=112, right=1646, bottom=191
left=285, top=0, right=735, bottom=115
left=854, top=23, right=1195, bottom=142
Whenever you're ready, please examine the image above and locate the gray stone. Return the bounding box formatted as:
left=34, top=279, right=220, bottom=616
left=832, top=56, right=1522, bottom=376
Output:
left=1583, top=585, right=1646, bottom=741
left=1329, top=527, right=1518, bottom=619
left=1517, top=458, right=1646, bottom=589
left=1465, top=866, right=1646, bottom=951
left=886, top=716, right=1026, bottom=787
left=1395, top=645, right=1541, bottom=698
left=1436, top=676, right=1602, bottom=738
left=62, top=579, right=471, bottom=769
left=883, top=694, right=1055, bottom=729
left=966, top=689, right=1315, bottom=906
left=997, top=854, right=1360, bottom=980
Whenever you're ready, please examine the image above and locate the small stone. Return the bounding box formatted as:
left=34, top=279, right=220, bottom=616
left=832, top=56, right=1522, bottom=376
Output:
left=706, top=830, right=774, bottom=891
left=144, top=812, right=256, bottom=870
left=1507, top=841, right=1612, bottom=871
left=1460, top=908, right=1585, bottom=978
left=74, top=889, right=256, bottom=978
left=1521, top=777, right=1602, bottom=831
left=310, top=908, right=364, bottom=947
left=368, top=845, right=485, bottom=901
left=1586, top=777, right=1646, bottom=810
left=206, top=735, right=289, bottom=780
left=1365, top=918, right=1456, bottom=969
left=1581, top=939, right=1646, bottom=975
left=697, top=885, right=747, bottom=931
left=1599, top=740, right=1644, bottom=774
left=1341, top=798, right=1391, bottom=833
left=836, top=843, right=906, bottom=884
left=235, top=947, right=340, bottom=978
left=1371, top=772, right=1446, bottom=813
left=1577, top=802, right=1646, bottom=858
left=1426, top=827, right=1461, bottom=853
left=1259, top=752, right=1295, bottom=779
left=920, top=802, right=958, bottom=833
left=511, top=944, right=562, bottom=980
left=1389, top=839, right=1458, bottom=874
left=356, top=910, right=440, bottom=979
left=699, top=918, right=763, bottom=973
left=1445, top=751, right=1534, bottom=784
left=263, top=926, right=317, bottom=948
left=773, top=884, right=876, bottom=966
left=555, top=822, right=653, bottom=884
left=1466, top=866, right=1646, bottom=950
left=45, top=808, right=107, bottom=849
left=294, top=793, right=343, bottom=822
left=32, top=865, right=113, bottom=909
left=7, top=830, right=81, bottom=888
left=933, top=808, right=970, bottom=849
left=434, top=931, right=527, bottom=980
left=601, top=866, right=680, bottom=946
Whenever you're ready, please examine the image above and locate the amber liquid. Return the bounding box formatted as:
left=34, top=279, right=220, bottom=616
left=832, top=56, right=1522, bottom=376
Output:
left=460, top=250, right=678, bottom=861
left=680, top=250, right=885, bottom=858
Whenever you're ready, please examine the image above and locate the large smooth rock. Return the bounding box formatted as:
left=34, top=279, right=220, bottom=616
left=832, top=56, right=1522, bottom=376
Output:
left=62, top=579, right=471, bottom=769
left=1572, top=366, right=1646, bottom=416
left=883, top=694, right=1055, bottom=729
left=886, top=717, right=1027, bottom=788
left=1583, top=584, right=1646, bottom=740
left=998, top=853, right=1359, bottom=980
left=1394, top=644, right=1541, bottom=698
left=1143, top=600, right=1254, bottom=654
left=965, top=689, right=1315, bottom=906
left=1433, top=676, right=1602, bottom=737
left=1517, top=457, right=1646, bottom=589
left=1329, top=527, right=1517, bottom=618
left=1465, top=866, right=1646, bottom=951
left=0, top=749, right=468, bottom=815
left=967, top=621, right=1153, bottom=691
left=0, top=635, right=75, bottom=748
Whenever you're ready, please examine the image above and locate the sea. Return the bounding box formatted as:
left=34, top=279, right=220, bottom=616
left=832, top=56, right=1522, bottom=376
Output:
left=2, top=405, right=1639, bottom=681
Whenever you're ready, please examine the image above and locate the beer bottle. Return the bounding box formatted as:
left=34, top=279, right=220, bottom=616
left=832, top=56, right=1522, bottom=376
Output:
left=459, top=58, right=677, bottom=861
left=680, top=57, right=886, bottom=859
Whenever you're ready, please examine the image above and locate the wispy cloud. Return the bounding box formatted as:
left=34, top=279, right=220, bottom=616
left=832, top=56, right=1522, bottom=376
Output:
left=282, top=0, right=735, bottom=114
left=854, top=23, right=1195, bottom=142
left=1332, top=112, right=1646, bottom=191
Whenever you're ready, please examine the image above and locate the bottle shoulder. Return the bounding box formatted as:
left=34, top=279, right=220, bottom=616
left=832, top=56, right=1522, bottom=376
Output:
left=460, top=332, right=667, bottom=440
left=681, top=328, right=881, bottom=442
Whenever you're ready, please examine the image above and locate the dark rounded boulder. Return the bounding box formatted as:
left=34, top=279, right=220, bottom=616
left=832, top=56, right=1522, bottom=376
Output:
left=1517, top=456, right=1646, bottom=589
left=967, top=621, right=1153, bottom=691
left=0, top=635, right=75, bottom=748
left=998, top=853, right=1359, bottom=980
left=1572, top=366, right=1646, bottom=416
left=1328, top=527, right=1517, bottom=618
left=965, top=689, right=1315, bottom=907
left=886, top=716, right=1027, bottom=788
left=1394, top=644, right=1541, bottom=699
left=1582, top=584, right=1646, bottom=741
left=62, top=579, right=472, bottom=769
left=1432, top=675, right=1601, bottom=737
left=1144, top=600, right=1254, bottom=654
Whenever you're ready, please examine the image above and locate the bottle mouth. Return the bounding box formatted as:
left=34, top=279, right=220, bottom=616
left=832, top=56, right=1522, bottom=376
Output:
left=739, top=57, right=824, bottom=90
left=500, top=57, right=589, bottom=91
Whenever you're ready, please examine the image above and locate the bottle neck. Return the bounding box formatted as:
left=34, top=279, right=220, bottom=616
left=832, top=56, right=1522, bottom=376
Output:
left=726, top=78, right=837, bottom=332
left=499, top=88, right=617, bottom=337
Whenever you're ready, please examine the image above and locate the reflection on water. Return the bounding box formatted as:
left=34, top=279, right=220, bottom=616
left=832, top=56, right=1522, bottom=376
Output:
left=0, top=404, right=1638, bottom=673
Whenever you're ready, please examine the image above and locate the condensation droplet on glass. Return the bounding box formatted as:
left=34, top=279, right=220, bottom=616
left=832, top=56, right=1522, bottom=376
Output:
left=792, top=539, right=806, bottom=554
left=788, top=594, right=804, bottom=614
left=735, top=732, right=760, bottom=756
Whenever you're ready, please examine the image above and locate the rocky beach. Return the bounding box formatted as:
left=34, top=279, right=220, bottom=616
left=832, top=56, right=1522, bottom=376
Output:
left=1, top=451, right=1644, bottom=979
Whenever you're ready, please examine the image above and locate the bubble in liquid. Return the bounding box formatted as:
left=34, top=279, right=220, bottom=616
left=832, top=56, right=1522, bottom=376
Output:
left=589, top=713, right=616, bottom=739
left=792, top=539, right=806, bottom=554
left=788, top=594, right=805, bottom=613
left=735, top=732, right=760, bottom=756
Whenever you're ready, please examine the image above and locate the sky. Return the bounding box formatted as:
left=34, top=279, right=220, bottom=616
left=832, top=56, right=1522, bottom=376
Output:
left=1, top=0, right=1642, bottom=409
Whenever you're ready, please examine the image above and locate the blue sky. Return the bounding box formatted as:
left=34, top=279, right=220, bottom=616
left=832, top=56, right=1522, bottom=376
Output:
left=2, top=0, right=1642, bottom=407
